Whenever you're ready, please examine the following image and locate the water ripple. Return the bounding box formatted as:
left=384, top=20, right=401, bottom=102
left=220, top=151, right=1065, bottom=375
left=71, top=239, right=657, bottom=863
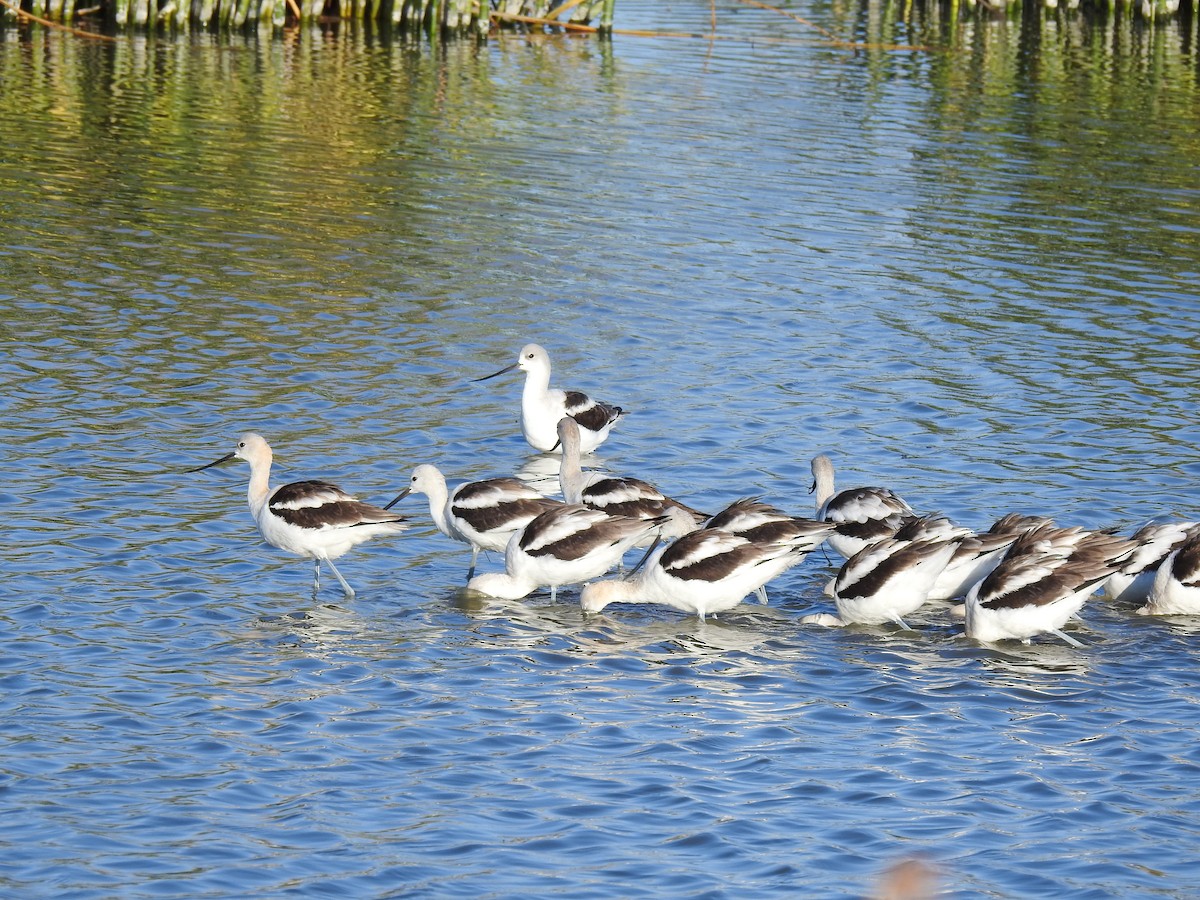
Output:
left=4, top=6, right=1200, bottom=899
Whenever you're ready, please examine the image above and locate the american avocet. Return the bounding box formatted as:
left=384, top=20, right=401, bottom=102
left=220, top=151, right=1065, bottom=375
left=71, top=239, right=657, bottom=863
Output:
left=386, top=464, right=562, bottom=580
left=474, top=343, right=625, bottom=454
left=557, top=417, right=706, bottom=545
left=964, top=523, right=1132, bottom=646
left=809, top=454, right=917, bottom=559
left=704, top=497, right=835, bottom=603
left=928, top=513, right=1055, bottom=602
left=830, top=516, right=966, bottom=629
left=466, top=504, right=662, bottom=602
left=189, top=433, right=407, bottom=598
left=1137, top=524, right=1200, bottom=615
left=580, top=527, right=822, bottom=621
left=1103, top=519, right=1200, bottom=606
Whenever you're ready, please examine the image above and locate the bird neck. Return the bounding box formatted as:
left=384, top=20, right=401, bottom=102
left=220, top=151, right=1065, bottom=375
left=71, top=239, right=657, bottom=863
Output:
left=521, top=363, right=551, bottom=399
left=581, top=578, right=640, bottom=612
left=812, top=463, right=835, bottom=511
left=558, top=433, right=586, bottom=505
left=246, top=453, right=272, bottom=516
left=424, top=473, right=453, bottom=535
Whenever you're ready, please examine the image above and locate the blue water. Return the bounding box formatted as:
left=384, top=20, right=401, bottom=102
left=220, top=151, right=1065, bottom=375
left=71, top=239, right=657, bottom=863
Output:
left=3, top=2, right=1200, bottom=896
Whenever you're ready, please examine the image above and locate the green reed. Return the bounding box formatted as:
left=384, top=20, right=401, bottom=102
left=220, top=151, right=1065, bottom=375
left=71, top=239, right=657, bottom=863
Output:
left=0, top=0, right=607, bottom=31
left=6, top=0, right=1193, bottom=35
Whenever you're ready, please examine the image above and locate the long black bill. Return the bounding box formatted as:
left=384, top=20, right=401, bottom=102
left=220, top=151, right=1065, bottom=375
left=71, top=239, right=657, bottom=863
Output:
left=624, top=536, right=662, bottom=581
left=383, top=487, right=411, bottom=511
left=808, top=479, right=817, bottom=495
left=187, top=452, right=236, bottom=474
left=471, top=362, right=519, bottom=383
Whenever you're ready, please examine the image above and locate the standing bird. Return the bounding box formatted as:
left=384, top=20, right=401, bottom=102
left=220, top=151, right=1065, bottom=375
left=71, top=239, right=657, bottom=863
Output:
left=581, top=527, right=826, bottom=622
left=189, top=433, right=407, bottom=598
left=1138, top=523, right=1200, bottom=615
left=557, top=416, right=706, bottom=545
left=964, top=523, right=1133, bottom=646
left=474, top=343, right=625, bottom=454
left=386, top=464, right=561, bottom=580
left=830, top=516, right=966, bottom=629
left=810, top=454, right=917, bottom=559
left=467, top=505, right=662, bottom=602
left=704, top=497, right=835, bottom=603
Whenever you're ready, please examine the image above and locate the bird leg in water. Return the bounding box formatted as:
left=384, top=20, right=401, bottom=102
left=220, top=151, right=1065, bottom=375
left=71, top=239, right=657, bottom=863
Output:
left=324, top=557, right=356, bottom=598
left=1051, top=628, right=1085, bottom=648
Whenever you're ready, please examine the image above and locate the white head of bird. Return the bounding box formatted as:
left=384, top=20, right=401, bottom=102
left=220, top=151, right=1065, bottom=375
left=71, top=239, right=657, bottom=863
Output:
left=188, top=432, right=275, bottom=513
left=473, top=343, right=551, bottom=387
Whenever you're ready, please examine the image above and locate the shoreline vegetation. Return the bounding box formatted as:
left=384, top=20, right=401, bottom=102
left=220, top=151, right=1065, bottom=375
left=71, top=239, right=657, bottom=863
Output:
left=0, top=0, right=1195, bottom=37
left=0, top=0, right=614, bottom=34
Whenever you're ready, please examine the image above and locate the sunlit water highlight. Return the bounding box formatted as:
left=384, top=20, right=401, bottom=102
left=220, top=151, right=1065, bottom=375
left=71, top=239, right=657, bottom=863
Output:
left=2, top=2, right=1200, bottom=896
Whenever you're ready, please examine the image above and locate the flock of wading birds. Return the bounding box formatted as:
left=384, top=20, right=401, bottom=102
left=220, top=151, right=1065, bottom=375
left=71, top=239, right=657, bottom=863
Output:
left=190, top=343, right=1200, bottom=647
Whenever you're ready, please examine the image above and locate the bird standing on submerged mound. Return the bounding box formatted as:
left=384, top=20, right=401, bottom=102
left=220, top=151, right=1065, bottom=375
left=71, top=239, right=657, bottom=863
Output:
left=1138, top=523, right=1200, bottom=615
left=581, top=526, right=826, bottom=621
left=474, top=343, right=625, bottom=454
left=189, top=432, right=407, bottom=598
left=386, top=464, right=561, bottom=581
left=557, top=416, right=706, bottom=546
left=467, top=504, right=662, bottom=602
left=809, top=453, right=917, bottom=559
left=964, top=522, right=1133, bottom=646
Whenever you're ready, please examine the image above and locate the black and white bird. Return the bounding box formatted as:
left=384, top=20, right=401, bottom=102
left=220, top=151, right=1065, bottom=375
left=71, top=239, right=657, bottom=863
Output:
left=557, top=416, right=706, bottom=546
left=1137, top=523, right=1200, bottom=615
left=387, top=464, right=561, bottom=580
left=580, top=526, right=826, bottom=621
left=964, top=522, right=1133, bottom=646
left=1102, top=519, right=1200, bottom=606
left=189, top=432, right=407, bottom=597
left=466, top=504, right=662, bottom=602
left=704, top=497, right=835, bottom=603
left=474, top=343, right=625, bottom=454
left=809, top=453, right=917, bottom=559
left=828, top=515, right=966, bottom=629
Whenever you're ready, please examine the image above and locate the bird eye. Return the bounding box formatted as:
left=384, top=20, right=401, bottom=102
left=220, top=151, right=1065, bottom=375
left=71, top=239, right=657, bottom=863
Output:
left=237, top=441, right=246, bottom=449
left=525, top=352, right=535, bottom=359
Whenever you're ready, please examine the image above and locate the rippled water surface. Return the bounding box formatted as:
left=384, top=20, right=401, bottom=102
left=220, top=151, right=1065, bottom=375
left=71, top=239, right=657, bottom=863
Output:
left=3, top=2, right=1200, bottom=896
